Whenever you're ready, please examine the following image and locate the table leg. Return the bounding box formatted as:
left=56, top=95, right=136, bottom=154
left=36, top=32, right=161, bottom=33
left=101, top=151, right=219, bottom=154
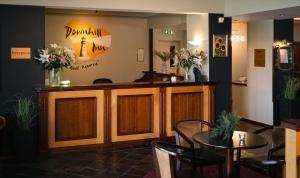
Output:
left=235, top=149, right=241, bottom=178
left=225, top=149, right=234, bottom=178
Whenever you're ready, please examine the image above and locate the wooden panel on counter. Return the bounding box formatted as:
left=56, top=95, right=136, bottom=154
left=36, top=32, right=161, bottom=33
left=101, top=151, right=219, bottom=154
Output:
left=166, top=86, right=214, bottom=136
left=117, top=95, right=153, bottom=135
left=55, top=97, right=97, bottom=141
left=48, top=90, right=104, bottom=148
left=111, top=88, right=160, bottom=142
left=37, top=81, right=215, bottom=152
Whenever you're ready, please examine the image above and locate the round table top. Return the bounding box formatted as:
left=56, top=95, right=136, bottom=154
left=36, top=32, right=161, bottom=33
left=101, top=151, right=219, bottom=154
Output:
left=192, top=130, right=268, bottom=150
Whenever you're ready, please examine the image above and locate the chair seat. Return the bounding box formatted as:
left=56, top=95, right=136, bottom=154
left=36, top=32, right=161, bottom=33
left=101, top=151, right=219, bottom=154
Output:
left=240, top=156, right=285, bottom=176
left=180, top=148, right=225, bottom=166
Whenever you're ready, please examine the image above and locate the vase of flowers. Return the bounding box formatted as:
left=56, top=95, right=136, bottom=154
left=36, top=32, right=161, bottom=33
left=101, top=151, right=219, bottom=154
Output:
left=35, top=44, right=75, bottom=87
left=175, top=48, right=207, bottom=81
left=154, top=50, right=170, bottom=74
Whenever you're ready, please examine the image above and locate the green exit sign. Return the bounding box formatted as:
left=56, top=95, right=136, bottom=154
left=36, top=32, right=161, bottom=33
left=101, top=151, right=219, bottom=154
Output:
left=163, top=29, right=174, bottom=36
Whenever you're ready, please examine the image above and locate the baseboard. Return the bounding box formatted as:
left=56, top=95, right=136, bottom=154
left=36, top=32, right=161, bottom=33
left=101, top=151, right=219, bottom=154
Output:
left=240, top=118, right=271, bottom=127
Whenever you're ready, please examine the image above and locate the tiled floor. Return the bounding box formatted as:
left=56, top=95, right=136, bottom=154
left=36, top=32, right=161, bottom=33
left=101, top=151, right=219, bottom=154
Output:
left=0, top=120, right=266, bottom=178
left=0, top=145, right=154, bottom=178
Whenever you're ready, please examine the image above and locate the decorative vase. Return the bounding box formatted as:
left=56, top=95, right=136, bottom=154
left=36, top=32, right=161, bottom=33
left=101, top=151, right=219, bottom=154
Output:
left=184, top=67, right=189, bottom=81
left=49, top=68, right=60, bottom=87
left=161, top=62, right=167, bottom=74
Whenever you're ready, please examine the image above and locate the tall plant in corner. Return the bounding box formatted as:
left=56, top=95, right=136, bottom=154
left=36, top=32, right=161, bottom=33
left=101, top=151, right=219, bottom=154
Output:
left=13, top=95, right=37, bottom=159
left=284, top=76, right=300, bottom=100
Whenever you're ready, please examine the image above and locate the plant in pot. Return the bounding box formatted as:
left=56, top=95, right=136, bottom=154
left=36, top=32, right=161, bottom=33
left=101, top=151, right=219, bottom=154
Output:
left=210, top=111, right=240, bottom=141
left=154, top=50, right=170, bottom=74
left=13, top=96, right=37, bottom=159
left=281, top=76, right=300, bottom=119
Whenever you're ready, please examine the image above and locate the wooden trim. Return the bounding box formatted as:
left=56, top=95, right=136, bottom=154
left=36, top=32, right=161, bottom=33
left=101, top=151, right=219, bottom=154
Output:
left=48, top=90, right=104, bottom=148
left=240, top=118, right=272, bottom=127
left=281, top=119, right=300, bottom=131
left=111, top=88, right=160, bottom=142
left=166, top=86, right=213, bottom=136
left=285, top=128, right=298, bottom=178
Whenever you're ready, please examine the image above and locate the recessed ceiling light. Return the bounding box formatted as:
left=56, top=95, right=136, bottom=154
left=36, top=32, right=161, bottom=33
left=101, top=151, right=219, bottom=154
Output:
left=280, top=13, right=285, bottom=17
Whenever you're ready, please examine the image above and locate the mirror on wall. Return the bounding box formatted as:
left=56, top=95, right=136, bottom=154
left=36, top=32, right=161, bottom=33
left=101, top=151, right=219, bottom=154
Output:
left=274, top=40, right=294, bottom=71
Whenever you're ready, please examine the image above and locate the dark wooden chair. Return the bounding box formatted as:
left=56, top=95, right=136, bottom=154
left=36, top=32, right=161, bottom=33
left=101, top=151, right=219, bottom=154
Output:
left=240, top=126, right=285, bottom=178
left=152, top=141, right=208, bottom=178
left=0, top=116, right=6, bottom=130
left=175, top=120, right=224, bottom=178
left=93, top=78, right=113, bottom=84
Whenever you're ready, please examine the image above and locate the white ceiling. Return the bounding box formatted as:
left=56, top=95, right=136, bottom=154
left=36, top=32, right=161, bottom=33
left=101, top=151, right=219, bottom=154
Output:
left=233, top=6, right=300, bottom=22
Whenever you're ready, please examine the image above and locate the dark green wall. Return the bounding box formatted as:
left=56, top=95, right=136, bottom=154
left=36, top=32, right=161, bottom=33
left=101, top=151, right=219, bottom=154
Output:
left=0, top=5, right=45, bottom=155
left=209, top=14, right=232, bottom=120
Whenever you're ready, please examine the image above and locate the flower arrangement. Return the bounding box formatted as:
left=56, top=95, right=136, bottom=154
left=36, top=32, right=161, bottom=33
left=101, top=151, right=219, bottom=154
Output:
left=35, top=43, right=75, bottom=70
left=175, top=48, right=207, bottom=71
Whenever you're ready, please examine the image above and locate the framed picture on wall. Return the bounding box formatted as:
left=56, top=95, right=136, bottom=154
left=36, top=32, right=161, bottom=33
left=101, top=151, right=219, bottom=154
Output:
left=213, top=34, right=228, bottom=57
left=137, top=48, right=144, bottom=62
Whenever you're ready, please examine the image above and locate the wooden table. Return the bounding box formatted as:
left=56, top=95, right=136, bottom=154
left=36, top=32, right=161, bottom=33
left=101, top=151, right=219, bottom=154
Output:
left=193, top=131, right=268, bottom=178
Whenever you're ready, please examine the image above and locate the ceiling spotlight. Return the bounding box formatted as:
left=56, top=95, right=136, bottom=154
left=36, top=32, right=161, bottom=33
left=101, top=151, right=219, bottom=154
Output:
left=280, top=13, right=285, bottom=17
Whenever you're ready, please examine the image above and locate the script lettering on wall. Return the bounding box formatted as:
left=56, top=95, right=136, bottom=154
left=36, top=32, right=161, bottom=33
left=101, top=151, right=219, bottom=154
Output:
left=11, top=48, right=31, bottom=60
left=64, top=20, right=111, bottom=70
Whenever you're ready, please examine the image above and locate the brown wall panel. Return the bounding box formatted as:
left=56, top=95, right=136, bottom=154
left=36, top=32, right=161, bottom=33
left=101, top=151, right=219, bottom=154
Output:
left=171, top=92, right=203, bottom=129
left=117, top=95, right=152, bottom=135
left=55, top=97, right=97, bottom=141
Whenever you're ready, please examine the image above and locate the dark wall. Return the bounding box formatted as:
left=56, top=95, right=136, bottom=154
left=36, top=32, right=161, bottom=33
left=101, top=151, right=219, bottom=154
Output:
left=273, top=19, right=294, bottom=125
left=0, top=5, right=45, bottom=155
left=0, top=5, right=45, bottom=112
left=209, top=14, right=232, bottom=120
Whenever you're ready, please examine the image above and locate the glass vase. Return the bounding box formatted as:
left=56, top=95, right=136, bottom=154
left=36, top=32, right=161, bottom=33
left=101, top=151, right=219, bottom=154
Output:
left=161, top=62, right=167, bottom=74
left=49, top=68, right=60, bottom=87
left=184, top=67, right=189, bottom=81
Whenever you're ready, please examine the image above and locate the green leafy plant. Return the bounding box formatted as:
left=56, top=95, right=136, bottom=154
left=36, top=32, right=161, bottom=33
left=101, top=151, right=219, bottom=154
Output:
left=284, top=77, right=300, bottom=100
left=14, top=96, right=37, bottom=131
left=210, top=111, right=240, bottom=141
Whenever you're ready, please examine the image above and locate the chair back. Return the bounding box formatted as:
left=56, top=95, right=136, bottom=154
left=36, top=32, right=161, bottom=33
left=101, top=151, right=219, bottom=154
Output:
left=175, top=120, right=210, bottom=149
left=0, top=116, right=6, bottom=130
left=93, top=78, right=113, bottom=84
left=152, top=142, right=177, bottom=178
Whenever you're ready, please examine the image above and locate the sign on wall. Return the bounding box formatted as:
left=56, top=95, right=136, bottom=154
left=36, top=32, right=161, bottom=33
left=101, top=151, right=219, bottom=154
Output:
left=11, top=48, right=31, bottom=60
left=254, top=49, right=265, bottom=67
left=64, top=20, right=111, bottom=69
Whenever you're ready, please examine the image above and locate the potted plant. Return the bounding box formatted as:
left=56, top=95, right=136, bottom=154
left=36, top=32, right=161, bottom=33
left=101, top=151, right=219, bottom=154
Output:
left=13, top=96, right=37, bottom=159
left=281, top=76, right=300, bottom=119
left=210, top=111, right=240, bottom=141
left=154, top=50, right=170, bottom=74
left=284, top=76, right=300, bottom=100
left=35, top=43, right=75, bottom=87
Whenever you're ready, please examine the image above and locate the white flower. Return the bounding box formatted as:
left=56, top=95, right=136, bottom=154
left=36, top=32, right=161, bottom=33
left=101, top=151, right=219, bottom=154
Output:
left=35, top=49, right=50, bottom=63
left=50, top=43, right=59, bottom=49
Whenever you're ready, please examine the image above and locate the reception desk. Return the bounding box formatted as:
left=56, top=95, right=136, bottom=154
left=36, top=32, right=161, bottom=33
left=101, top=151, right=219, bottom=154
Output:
left=36, top=81, right=215, bottom=153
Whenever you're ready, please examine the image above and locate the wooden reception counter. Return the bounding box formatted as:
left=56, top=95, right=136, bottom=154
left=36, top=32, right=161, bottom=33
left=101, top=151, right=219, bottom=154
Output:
left=36, top=81, right=215, bottom=153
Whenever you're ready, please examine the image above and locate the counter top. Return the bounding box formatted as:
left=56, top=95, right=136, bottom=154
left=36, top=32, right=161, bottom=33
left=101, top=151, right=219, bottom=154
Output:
left=35, top=81, right=215, bottom=92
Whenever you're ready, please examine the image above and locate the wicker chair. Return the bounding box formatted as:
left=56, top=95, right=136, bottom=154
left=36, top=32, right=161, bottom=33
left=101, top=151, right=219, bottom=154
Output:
left=0, top=116, right=6, bottom=130
left=175, top=120, right=224, bottom=178
left=152, top=141, right=208, bottom=178
left=240, top=126, right=285, bottom=178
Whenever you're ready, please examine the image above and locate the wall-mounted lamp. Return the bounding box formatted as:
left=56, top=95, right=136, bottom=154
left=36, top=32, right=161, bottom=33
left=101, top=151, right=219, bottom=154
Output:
left=188, top=38, right=203, bottom=46
left=231, top=35, right=245, bottom=42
